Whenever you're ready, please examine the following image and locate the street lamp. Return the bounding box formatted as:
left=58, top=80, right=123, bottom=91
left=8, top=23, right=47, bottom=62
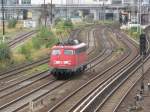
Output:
left=1, top=0, right=5, bottom=42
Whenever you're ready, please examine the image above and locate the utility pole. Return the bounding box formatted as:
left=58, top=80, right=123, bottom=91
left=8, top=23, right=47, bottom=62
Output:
left=137, top=0, right=142, bottom=33
left=44, top=0, right=46, bottom=27
left=66, top=0, right=68, bottom=20
left=50, top=0, right=53, bottom=25
left=2, top=0, right=5, bottom=42
left=102, top=1, right=105, bottom=23
left=139, top=0, right=142, bottom=34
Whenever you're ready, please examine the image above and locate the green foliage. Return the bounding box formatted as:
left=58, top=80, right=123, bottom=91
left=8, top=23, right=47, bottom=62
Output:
left=64, top=19, right=73, bottom=29
left=128, top=27, right=142, bottom=40
left=32, top=27, right=58, bottom=49
left=46, top=36, right=58, bottom=48
left=55, top=19, right=74, bottom=31
left=0, top=42, right=11, bottom=61
left=19, top=42, right=33, bottom=60
left=54, top=18, right=62, bottom=26
left=129, top=27, right=137, bottom=32
left=32, top=36, right=41, bottom=49
left=39, top=26, right=51, bottom=41
left=7, top=19, right=17, bottom=28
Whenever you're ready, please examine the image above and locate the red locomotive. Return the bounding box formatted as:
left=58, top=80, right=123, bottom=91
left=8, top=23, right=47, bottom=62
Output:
left=49, top=39, right=87, bottom=79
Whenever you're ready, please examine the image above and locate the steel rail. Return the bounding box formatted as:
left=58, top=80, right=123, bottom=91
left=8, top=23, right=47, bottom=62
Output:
left=104, top=28, right=150, bottom=112
left=22, top=27, right=113, bottom=112
left=0, top=71, right=50, bottom=98
left=112, top=53, right=150, bottom=112
left=47, top=27, right=132, bottom=112
left=4, top=26, right=112, bottom=112
left=8, top=30, right=37, bottom=48
left=73, top=29, right=139, bottom=112
left=0, top=26, right=102, bottom=112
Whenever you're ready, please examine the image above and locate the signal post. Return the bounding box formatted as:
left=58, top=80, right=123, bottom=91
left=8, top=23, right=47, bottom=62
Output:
left=139, top=33, right=147, bottom=92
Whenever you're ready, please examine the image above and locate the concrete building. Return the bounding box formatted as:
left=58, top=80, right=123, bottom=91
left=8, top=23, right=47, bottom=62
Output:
left=0, top=0, right=149, bottom=5
left=122, top=0, right=150, bottom=5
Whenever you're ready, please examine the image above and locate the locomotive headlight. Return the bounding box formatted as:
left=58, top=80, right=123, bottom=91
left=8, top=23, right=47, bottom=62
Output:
left=64, top=61, right=71, bottom=65
left=54, top=61, right=61, bottom=64
left=54, top=60, right=71, bottom=65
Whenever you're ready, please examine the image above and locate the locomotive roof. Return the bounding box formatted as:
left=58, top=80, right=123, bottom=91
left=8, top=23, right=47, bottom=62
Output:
left=52, top=43, right=86, bottom=49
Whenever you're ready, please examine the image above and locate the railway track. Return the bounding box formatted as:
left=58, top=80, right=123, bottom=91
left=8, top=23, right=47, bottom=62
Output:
left=0, top=25, right=116, bottom=112
left=0, top=57, right=49, bottom=82
left=8, top=30, right=37, bottom=48
left=107, top=26, right=150, bottom=112
left=47, top=27, right=138, bottom=112
left=40, top=26, right=125, bottom=112
left=0, top=26, right=98, bottom=111
left=26, top=25, right=116, bottom=111
left=0, top=26, right=97, bottom=85
left=16, top=25, right=124, bottom=112
left=94, top=29, right=150, bottom=112
left=2, top=24, right=146, bottom=112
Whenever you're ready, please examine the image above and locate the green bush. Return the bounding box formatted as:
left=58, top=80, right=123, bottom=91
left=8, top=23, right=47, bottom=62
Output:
left=64, top=19, right=73, bottom=29
left=46, top=35, right=58, bottom=48
left=54, top=18, right=62, bottom=26
left=7, top=19, right=17, bottom=28
left=55, top=19, right=74, bottom=30
left=0, top=42, right=11, bottom=61
left=19, top=42, right=33, bottom=60
left=132, top=32, right=140, bottom=39
left=32, top=36, right=41, bottom=49
left=128, top=27, right=142, bottom=40
left=32, top=27, right=58, bottom=49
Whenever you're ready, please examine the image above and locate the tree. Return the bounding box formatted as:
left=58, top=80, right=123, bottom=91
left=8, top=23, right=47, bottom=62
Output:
left=19, top=42, right=32, bottom=60
left=0, top=42, right=11, bottom=61
left=7, top=19, right=17, bottom=28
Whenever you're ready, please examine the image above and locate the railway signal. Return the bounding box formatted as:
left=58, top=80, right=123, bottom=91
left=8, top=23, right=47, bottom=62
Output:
left=139, top=33, right=147, bottom=92
left=139, top=33, right=147, bottom=56
left=119, top=12, right=122, bottom=24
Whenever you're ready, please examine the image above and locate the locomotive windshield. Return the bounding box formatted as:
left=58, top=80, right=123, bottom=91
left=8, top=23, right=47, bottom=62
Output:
left=64, top=50, right=74, bottom=55
left=51, top=49, right=61, bottom=55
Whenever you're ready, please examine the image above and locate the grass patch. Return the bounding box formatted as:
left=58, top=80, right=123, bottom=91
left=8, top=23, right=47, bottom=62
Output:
left=124, top=26, right=143, bottom=42
left=94, top=20, right=115, bottom=25
left=13, top=27, right=58, bottom=63
left=113, top=47, right=124, bottom=54
left=24, top=64, right=49, bottom=75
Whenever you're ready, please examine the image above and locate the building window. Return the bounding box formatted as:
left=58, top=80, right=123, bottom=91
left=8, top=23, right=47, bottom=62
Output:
left=21, top=0, right=31, bottom=4
left=14, top=0, right=19, bottom=4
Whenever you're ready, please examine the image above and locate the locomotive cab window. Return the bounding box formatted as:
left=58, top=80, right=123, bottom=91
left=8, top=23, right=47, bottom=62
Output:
left=75, top=46, right=87, bottom=54
left=64, top=50, right=74, bottom=55
left=51, top=49, right=61, bottom=55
